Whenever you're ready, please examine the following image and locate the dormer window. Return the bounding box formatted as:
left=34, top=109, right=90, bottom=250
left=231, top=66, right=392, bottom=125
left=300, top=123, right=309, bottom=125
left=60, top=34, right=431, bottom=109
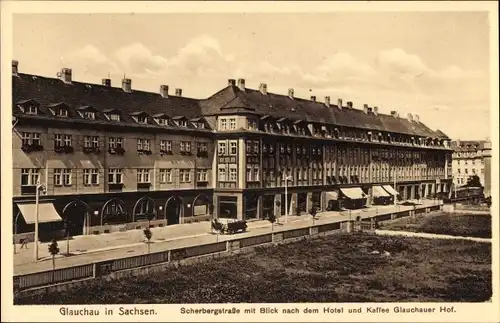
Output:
left=137, top=115, right=147, bottom=124
left=58, top=108, right=68, bottom=117
left=179, top=120, right=187, bottom=127
left=26, top=105, right=38, bottom=115
left=198, top=122, right=205, bottom=129
left=110, top=114, right=120, bottom=122
left=103, top=109, right=121, bottom=122
left=83, top=111, right=95, bottom=120
left=157, top=118, right=167, bottom=125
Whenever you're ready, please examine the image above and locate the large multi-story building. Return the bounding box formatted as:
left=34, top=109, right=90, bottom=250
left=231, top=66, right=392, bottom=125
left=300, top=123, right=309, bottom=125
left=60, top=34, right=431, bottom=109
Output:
left=451, top=140, right=492, bottom=196
left=11, top=61, right=453, bottom=239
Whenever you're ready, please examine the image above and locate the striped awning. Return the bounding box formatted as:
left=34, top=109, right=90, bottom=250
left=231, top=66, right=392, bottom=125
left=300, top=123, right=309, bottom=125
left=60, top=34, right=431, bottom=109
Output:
left=17, top=203, right=62, bottom=224
left=382, top=185, right=399, bottom=196
left=340, top=187, right=365, bottom=200
left=373, top=185, right=391, bottom=197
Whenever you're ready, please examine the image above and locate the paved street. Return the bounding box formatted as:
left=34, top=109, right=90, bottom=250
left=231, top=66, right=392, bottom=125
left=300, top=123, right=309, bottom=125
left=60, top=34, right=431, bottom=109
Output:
left=13, top=200, right=439, bottom=275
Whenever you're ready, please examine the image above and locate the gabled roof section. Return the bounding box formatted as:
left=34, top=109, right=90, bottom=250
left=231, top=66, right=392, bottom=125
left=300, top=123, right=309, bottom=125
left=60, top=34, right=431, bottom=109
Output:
left=152, top=112, right=170, bottom=118
left=201, top=84, right=444, bottom=138
left=172, top=115, right=188, bottom=120
left=13, top=72, right=204, bottom=126
left=16, top=98, right=40, bottom=106
left=129, top=111, right=149, bottom=117
left=77, top=104, right=98, bottom=111
left=46, top=102, right=69, bottom=109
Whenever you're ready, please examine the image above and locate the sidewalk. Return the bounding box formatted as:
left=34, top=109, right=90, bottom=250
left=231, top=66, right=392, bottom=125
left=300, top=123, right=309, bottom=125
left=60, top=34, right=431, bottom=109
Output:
left=12, top=200, right=439, bottom=275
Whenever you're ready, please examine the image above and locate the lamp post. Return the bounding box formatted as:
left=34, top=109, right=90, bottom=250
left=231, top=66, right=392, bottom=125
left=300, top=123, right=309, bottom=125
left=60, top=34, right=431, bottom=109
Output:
left=393, top=168, right=397, bottom=206
left=91, top=210, right=99, bottom=235
left=34, top=183, right=46, bottom=262
left=284, top=175, right=293, bottom=224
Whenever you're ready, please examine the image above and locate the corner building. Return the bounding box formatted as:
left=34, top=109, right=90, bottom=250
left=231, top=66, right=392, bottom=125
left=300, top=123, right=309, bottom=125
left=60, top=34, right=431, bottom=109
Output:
left=12, top=61, right=453, bottom=239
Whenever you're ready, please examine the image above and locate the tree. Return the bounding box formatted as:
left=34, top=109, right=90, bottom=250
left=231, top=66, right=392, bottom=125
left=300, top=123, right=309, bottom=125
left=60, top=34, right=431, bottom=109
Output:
left=208, top=203, right=215, bottom=233
left=275, top=201, right=281, bottom=224
left=310, top=205, right=318, bottom=226
left=464, top=175, right=482, bottom=188
left=268, top=212, right=276, bottom=233
left=211, top=218, right=224, bottom=242
left=48, top=239, right=60, bottom=276
left=63, top=218, right=70, bottom=256
left=147, top=212, right=155, bottom=229
left=143, top=228, right=153, bottom=254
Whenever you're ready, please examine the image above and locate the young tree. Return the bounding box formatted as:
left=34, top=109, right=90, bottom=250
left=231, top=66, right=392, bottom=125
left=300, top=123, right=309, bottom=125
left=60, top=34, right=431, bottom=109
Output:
left=275, top=201, right=281, bottom=224
left=63, top=218, right=70, bottom=256
left=211, top=218, right=224, bottom=242
left=310, top=205, right=318, bottom=226
left=208, top=203, right=215, bottom=234
left=267, top=212, right=276, bottom=233
left=48, top=239, right=60, bottom=276
left=143, top=228, right=152, bottom=254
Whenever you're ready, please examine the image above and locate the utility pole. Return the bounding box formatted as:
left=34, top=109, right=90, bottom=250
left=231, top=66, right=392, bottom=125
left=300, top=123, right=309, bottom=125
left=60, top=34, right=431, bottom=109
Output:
left=34, top=183, right=46, bottom=262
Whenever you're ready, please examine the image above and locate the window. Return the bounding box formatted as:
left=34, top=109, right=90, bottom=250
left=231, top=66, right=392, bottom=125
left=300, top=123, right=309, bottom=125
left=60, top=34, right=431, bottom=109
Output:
left=54, top=134, right=72, bottom=147
left=218, top=142, right=227, bottom=155
left=109, top=113, right=120, bottom=122
left=180, top=141, right=191, bottom=153
left=253, top=142, right=259, bottom=154
left=229, top=118, right=236, bottom=130
left=83, top=111, right=95, bottom=120
left=137, top=168, right=151, bottom=183
left=197, top=142, right=208, bottom=152
left=229, top=165, right=237, bottom=182
left=198, top=122, right=205, bottom=129
left=229, top=141, right=237, bottom=155
left=157, top=118, right=167, bottom=126
left=197, top=169, right=208, bottom=182
left=253, top=166, right=259, bottom=181
left=465, top=169, right=468, bottom=174
left=54, top=169, right=71, bottom=186
left=109, top=137, right=123, bottom=149
left=159, top=169, right=172, bottom=183
left=180, top=169, right=191, bottom=183
left=160, top=140, right=172, bottom=152
left=137, top=139, right=151, bottom=151
left=108, top=168, right=123, bottom=184
left=178, top=120, right=188, bottom=127
left=220, top=119, right=227, bottom=130
left=21, top=168, right=40, bottom=186
left=218, top=166, right=226, bottom=181
left=248, top=119, right=258, bottom=130
left=26, top=105, right=38, bottom=115
left=57, top=108, right=68, bottom=117
left=137, top=115, right=147, bottom=124
left=83, top=169, right=99, bottom=186
left=84, top=136, right=99, bottom=148
left=21, top=132, right=41, bottom=146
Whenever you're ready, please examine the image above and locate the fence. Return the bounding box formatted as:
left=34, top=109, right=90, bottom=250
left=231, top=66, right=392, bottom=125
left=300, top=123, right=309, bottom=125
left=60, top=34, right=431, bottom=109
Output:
left=13, top=204, right=440, bottom=293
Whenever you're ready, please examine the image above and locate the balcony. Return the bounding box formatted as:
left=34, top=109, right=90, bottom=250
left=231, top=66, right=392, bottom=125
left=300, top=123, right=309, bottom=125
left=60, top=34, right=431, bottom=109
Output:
left=138, top=149, right=153, bottom=156
left=108, top=183, right=123, bottom=191
left=54, top=145, right=74, bottom=154
left=83, top=146, right=101, bottom=154
left=137, top=182, right=151, bottom=191
left=108, top=147, right=125, bottom=155
left=160, top=149, right=173, bottom=155
left=21, top=144, right=44, bottom=153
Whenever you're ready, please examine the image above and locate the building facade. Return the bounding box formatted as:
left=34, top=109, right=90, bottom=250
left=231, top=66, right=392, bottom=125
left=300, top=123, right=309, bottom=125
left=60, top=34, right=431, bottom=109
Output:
left=451, top=140, right=492, bottom=196
left=12, top=61, right=453, bottom=239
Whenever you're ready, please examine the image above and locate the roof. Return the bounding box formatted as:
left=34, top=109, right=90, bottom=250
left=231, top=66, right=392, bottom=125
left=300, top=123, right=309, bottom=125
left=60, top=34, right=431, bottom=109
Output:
left=451, top=140, right=487, bottom=152
left=13, top=73, right=204, bottom=126
left=200, top=85, right=446, bottom=138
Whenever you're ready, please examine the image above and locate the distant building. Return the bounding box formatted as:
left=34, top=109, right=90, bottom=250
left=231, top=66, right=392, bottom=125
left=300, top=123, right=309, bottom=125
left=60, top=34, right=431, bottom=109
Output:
left=12, top=60, right=454, bottom=240
left=451, top=140, right=492, bottom=196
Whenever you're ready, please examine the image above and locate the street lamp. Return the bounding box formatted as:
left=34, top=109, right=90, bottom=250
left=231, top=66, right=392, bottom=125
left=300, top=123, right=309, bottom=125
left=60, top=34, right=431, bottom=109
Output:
left=393, top=168, right=398, bottom=206
left=34, top=182, right=46, bottom=262
left=284, top=175, right=293, bottom=224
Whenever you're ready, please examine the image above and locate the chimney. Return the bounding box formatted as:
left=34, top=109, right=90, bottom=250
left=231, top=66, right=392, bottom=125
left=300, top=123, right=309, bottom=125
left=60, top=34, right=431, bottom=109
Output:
left=259, top=83, right=267, bottom=95
left=237, top=78, right=246, bottom=91
left=324, top=96, right=331, bottom=107
left=363, top=104, right=369, bottom=114
left=102, top=78, right=111, bottom=87
left=12, top=60, right=19, bottom=75
left=175, top=88, right=183, bottom=97
left=58, top=68, right=72, bottom=84
left=373, top=106, right=379, bottom=115
left=228, top=79, right=236, bottom=87
left=122, top=77, right=132, bottom=92
left=347, top=101, right=353, bottom=109
left=407, top=113, right=413, bottom=122
left=390, top=110, right=398, bottom=117
left=160, top=85, right=169, bottom=98
left=337, top=98, right=343, bottom=110
left=414, top=114, right=420, bottom=123
left=310, top=96, right=316, bottom=102
left=288, top=88, right=294, bottom=99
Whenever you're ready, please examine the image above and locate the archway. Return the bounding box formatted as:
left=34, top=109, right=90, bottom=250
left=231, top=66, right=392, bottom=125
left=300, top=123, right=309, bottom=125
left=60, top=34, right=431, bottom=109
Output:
left=62, top=200, right=91, bottom=236
left=164, top=196, right=183, bottom=225
left=101, top=198, right=127, bottom=225
left=132, top=196, right=156, bottom=222
left=192, top=194, right=210, bottom=218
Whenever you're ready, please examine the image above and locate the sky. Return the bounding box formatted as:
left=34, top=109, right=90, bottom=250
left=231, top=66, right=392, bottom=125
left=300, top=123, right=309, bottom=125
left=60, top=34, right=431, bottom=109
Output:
left=13, top=12, right=491, bottom=140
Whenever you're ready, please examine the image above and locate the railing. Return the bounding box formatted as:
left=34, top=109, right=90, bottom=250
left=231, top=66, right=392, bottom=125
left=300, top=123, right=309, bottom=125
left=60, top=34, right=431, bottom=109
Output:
left=13, top=203, right=441, bottom=293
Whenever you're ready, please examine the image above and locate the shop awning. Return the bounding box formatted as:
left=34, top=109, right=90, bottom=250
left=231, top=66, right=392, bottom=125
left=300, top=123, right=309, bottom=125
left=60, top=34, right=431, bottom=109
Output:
left=382, top=185, right=399, bottom=196
left=325, top=191, right=339, bottom=201
left=373, top=185, right=391, bottom=197
left=340, top=187, right=365, bottom=200
left=17, top=203, right=62, bottom=224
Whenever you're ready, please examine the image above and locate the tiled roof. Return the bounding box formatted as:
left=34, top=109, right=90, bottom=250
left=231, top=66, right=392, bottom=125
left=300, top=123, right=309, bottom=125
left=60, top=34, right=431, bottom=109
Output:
left=200, top=85, right=445, bottom=138
left=13, top=73, right=204, bottom=126
left=451, top=140, right=486, bottom=152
